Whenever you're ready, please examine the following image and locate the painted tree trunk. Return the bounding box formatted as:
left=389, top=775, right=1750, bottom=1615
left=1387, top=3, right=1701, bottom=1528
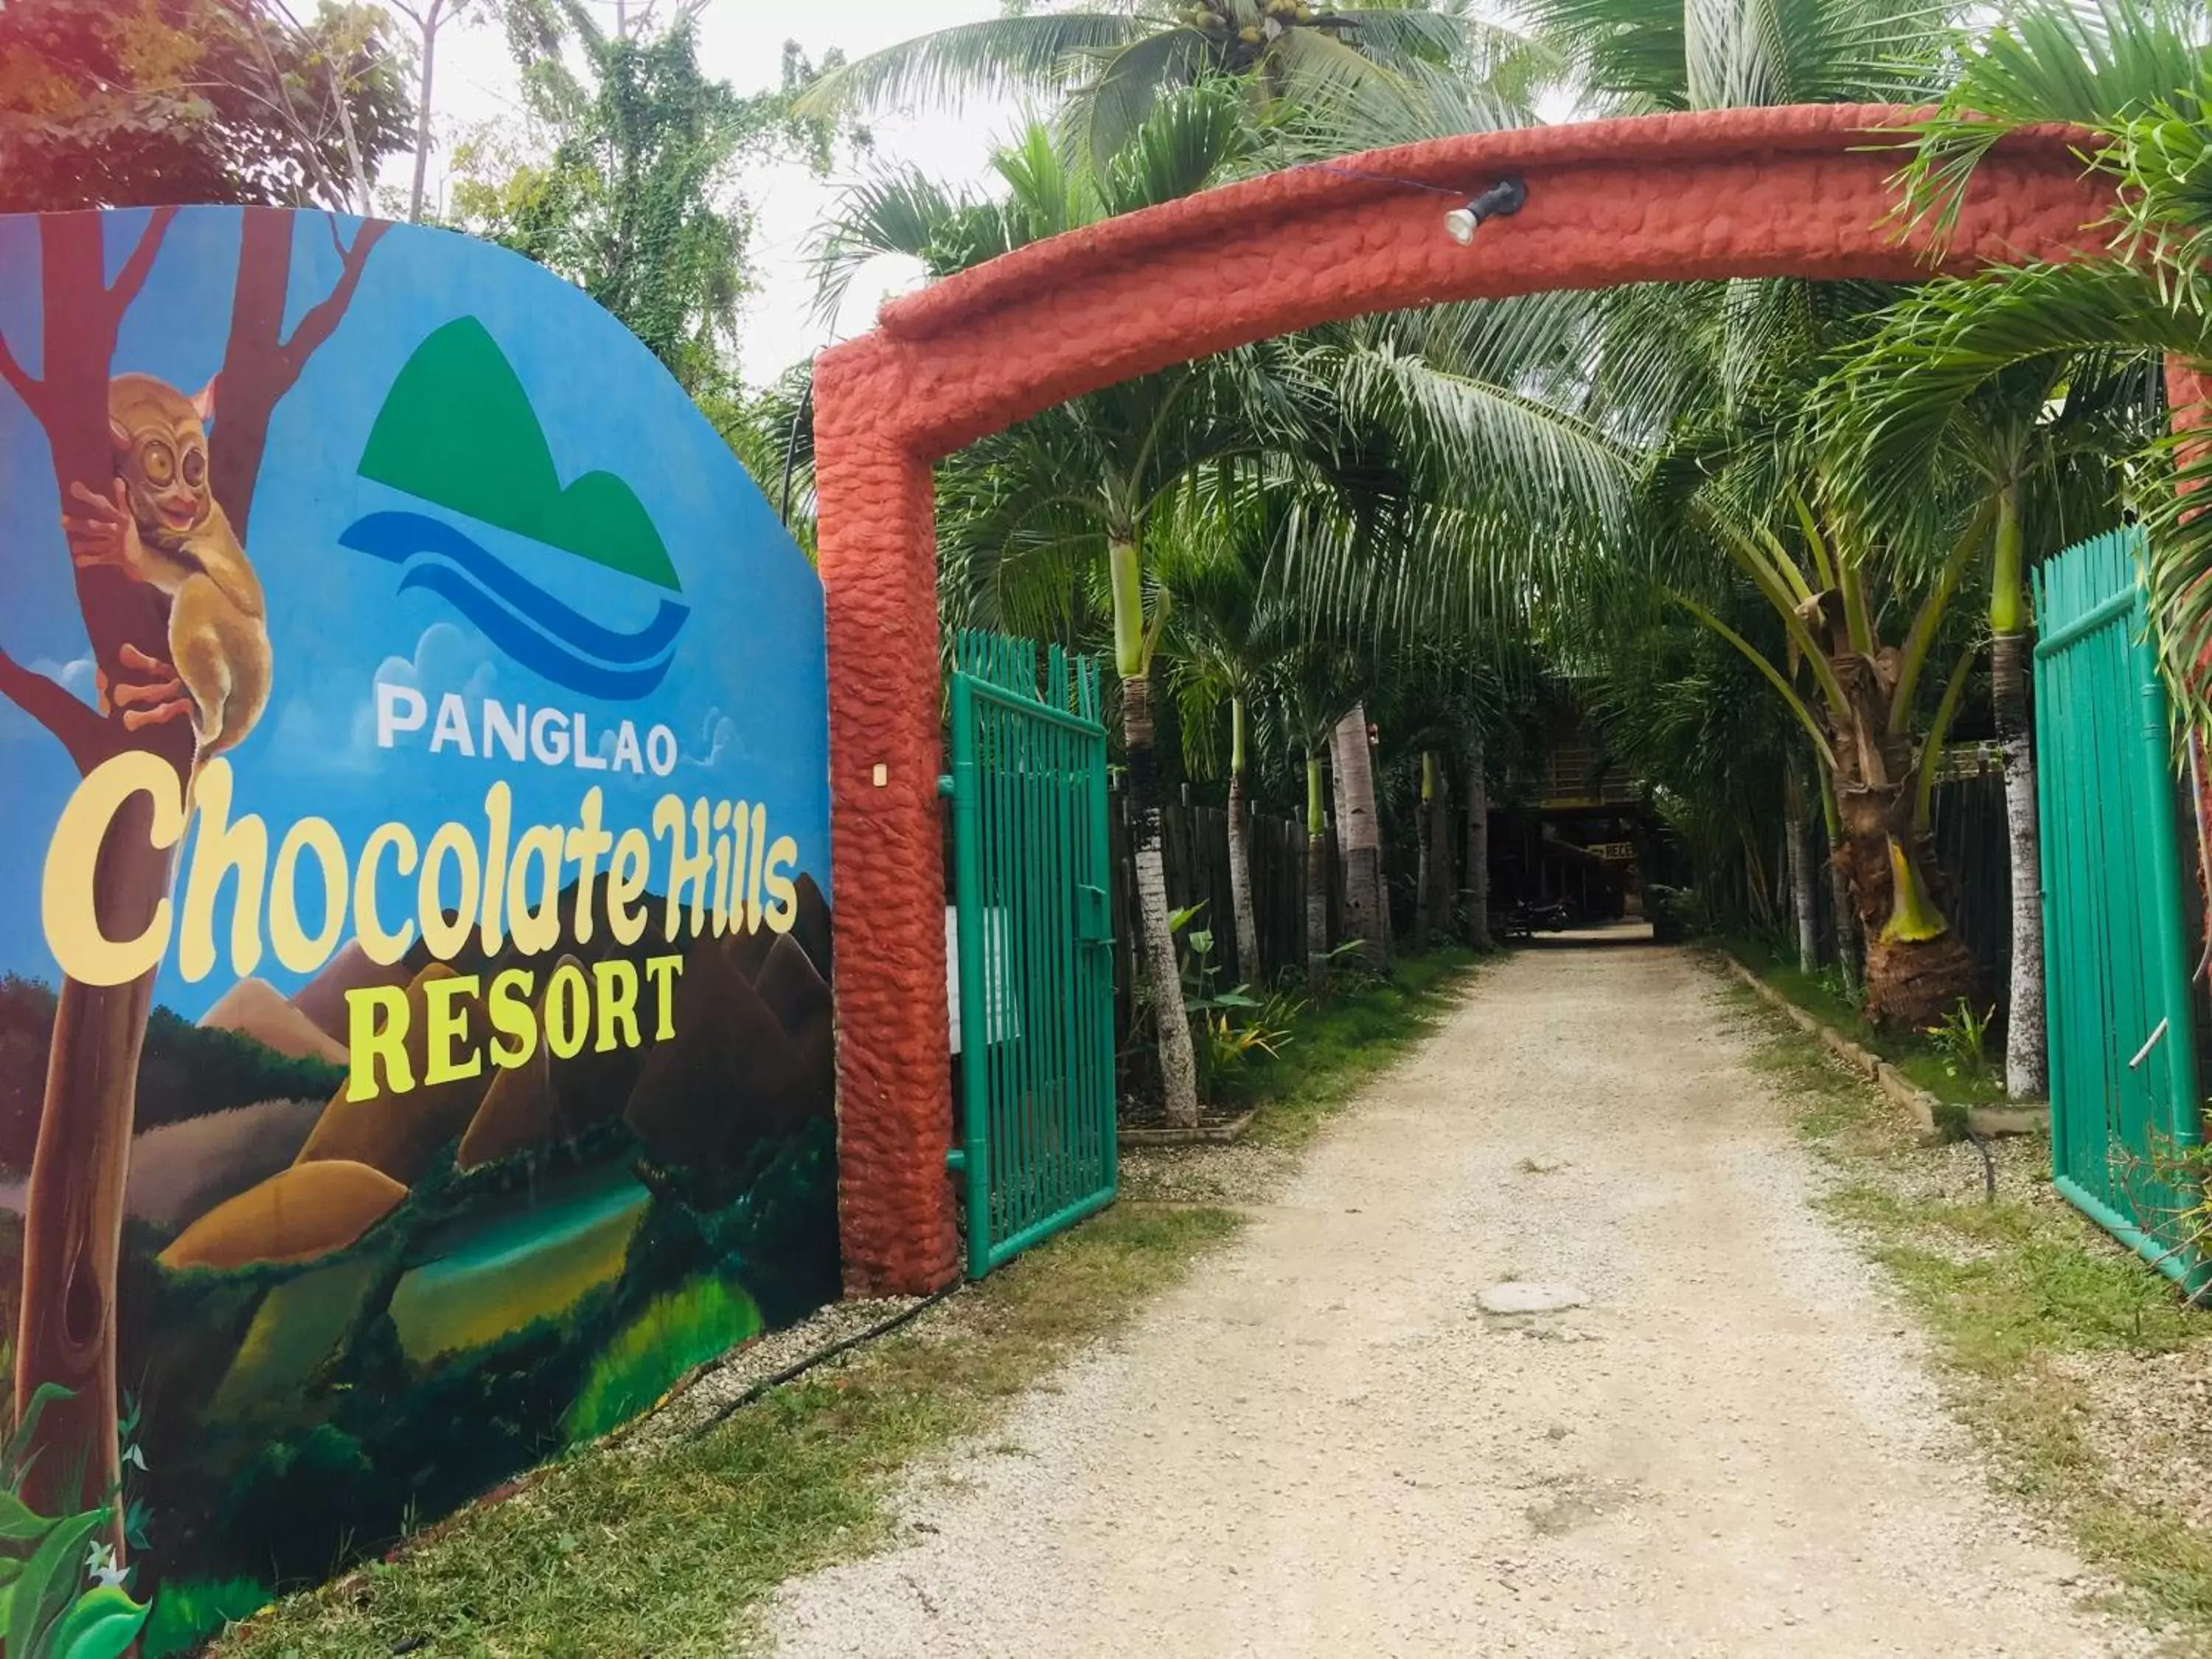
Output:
left=1121, top=672, right=1200, bottom=1127
left=1785, top=766, right=1817, bottom=974
left=10, top=208, right=375, bottom=1548
left=1461, top=732, right=1490, bottom=949
left=6, top=212, right=384, bottom=1548
left=1331, top=704, right=1384, bottom=964
left=5, top=214, right=189, bottom=1551
left=1992, top=630, right=2046, bottom=1098
left=1305, top=751, right=1329, bottom=996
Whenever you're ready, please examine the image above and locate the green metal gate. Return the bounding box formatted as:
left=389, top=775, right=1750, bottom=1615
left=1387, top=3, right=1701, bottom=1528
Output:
left=942, top=630, right=1117, bottom=1279
left=2034, top=526, right=2200, bottom=1282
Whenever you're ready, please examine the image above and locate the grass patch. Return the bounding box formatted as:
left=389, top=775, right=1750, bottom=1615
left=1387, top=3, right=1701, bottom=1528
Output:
left=1722, top=933, right=2008, bottom=1107
left=213, top=1206, right=1242, bottom=1659
left=212, top=947, right=1478, bottom=1659
left=1725, top=979, right=2212, bottom=1635
left=1220, top=945, right=1481, bottom=1152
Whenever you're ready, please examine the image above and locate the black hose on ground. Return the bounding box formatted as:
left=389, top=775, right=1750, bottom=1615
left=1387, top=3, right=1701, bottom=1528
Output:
left=1964, top=1125, right=1996, bottom=1202
left=685, top=1280, right=964, bottom=1441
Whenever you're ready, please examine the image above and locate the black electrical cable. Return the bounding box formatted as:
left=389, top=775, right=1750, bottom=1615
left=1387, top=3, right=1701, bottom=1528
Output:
left=686, top=1280, right=964, bottom=1440
left=1303, top=159, right=1468, bottom=196
left=1964, top=1125, right=1996, bottom=1202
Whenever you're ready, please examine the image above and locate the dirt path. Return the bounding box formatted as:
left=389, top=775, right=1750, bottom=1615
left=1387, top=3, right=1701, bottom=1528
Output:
left=765, top=940, right=2146, bottom=1658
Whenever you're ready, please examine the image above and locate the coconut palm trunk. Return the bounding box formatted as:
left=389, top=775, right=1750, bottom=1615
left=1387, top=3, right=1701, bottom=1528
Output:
left=1225, top=694, right=1260, bottom=983
left=1685, top=504, right=1978, bottom=1029
left=1990, top=482, right=2046, bottom=1098
left=1332, top=704, right=1385, bottom=964
left=1416, top=751, right=1453, bottom=940
left=1826, top=691, right=1978, bottom=1031
left=1111, top=538, right=1200, bottom=1127
left=1785, top=763, right=1818, bottom=973
left=1814, top=768, right=1860, bottom=991
left=1462, top=731, right=1491, bottom=947
left=1305, top=749, right=1331, bottom=996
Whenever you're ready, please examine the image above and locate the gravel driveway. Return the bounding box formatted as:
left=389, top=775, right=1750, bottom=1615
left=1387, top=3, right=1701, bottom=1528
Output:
left=764, top=939, right=2146, bottom=1658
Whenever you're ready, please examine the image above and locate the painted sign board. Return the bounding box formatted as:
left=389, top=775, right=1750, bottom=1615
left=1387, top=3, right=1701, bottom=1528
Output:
left=0, top=206, right=833, bottom=1656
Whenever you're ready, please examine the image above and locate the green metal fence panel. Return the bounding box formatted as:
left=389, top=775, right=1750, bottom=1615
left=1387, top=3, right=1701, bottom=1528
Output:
left=2034, top=526, right=2201, bottom=1284
left=945, top=630, right=1116, bottom=1279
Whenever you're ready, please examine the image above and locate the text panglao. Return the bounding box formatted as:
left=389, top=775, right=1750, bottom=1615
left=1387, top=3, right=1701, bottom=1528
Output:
left=376, top=684, right=680, bottom=776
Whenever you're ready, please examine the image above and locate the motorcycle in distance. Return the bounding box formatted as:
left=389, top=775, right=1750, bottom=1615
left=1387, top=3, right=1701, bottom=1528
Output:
left=1514, top=898, right=1573, bottom=933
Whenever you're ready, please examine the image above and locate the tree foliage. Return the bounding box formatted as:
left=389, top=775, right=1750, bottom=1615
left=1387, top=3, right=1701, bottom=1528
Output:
left=0, top=0, right=412, bottom=212
left=448, top=1, right=849, bottom=394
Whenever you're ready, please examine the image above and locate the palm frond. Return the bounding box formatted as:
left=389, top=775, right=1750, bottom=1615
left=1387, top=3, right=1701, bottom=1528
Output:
left=1071, top=27, right=1220, bottom=170
left=807, top=167, right=980, bottom=324
left=1899, top=0, right=2211, bottom=241
left=791, top=13, right=1153, bottom=120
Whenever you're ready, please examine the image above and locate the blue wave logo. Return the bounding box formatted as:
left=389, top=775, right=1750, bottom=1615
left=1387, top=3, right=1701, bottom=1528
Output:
left=340, top=512, right=689, bottom=700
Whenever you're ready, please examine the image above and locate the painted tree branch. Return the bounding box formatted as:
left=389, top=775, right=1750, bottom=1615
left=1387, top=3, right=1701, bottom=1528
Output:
left=104, top=207, right=179, bottom=313
left=279, top=217, right=389, bottom=375
left=0, top=328, right=39, bottom=416
left=0, top=649, right=109, bottom=775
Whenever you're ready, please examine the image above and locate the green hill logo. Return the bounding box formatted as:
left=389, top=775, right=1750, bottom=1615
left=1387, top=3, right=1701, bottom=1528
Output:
left=338, top=319, right=689, bottom=700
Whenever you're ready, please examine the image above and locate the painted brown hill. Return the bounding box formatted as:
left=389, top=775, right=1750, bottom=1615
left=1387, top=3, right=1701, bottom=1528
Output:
left=291, top=939, right=414, bottom=1044
left=293, top=962, right=492, bottom=1184
left=201, top=976, right=349, bottom=1065
left=150, top=874, right=836, bottom=1273
left=159, top=1158, right=408, bottom=1270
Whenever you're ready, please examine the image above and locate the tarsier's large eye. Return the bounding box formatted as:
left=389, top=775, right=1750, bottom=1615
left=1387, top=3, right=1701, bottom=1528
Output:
left=180, top=446, right=206, bottom=488
left=139, top=438, right=175, bottom=487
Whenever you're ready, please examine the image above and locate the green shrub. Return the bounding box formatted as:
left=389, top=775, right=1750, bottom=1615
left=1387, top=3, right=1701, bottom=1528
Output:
left=563, top=1277, right=762, bottom=1444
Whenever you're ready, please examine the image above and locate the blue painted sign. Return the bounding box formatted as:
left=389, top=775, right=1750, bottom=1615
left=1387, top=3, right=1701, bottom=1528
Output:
left=0, top=206, right=833, bottom=1655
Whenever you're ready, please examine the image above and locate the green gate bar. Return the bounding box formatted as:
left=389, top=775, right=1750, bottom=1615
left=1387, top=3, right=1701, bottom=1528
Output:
left=942, top=631, right=1117, bottom=1280
left=2034, top=527, right=2202, bottom=1287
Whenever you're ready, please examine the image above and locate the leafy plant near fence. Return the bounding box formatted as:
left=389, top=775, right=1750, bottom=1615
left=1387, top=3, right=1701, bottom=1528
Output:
left=1126, top=903, right=1304, bottom=1102
left=1924, top=999, right=2000, bottom=1092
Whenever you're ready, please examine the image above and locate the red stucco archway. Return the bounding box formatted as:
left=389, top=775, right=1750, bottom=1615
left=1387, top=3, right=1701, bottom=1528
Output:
left=815, top=104, right=2118, bottom=1296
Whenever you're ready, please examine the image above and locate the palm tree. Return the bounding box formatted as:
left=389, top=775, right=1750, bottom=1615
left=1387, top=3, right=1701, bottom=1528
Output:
left=1330, top=703, right=1388, bottom=961
left=1262, top=294, right=1632, bottom=961
left=1774, top=0, right=2209, bottom=1072
left=1858, top=0, right=2212, bottom=714
left=1254, top=577, right=1370, bottom=992
left=1500, top=0, right=2020, bottom=1025
left=1158, top=481, right=1281, bottom=981
left=1822, top=333, right=2155, bottom=1093
left=1517, top=0, right=1955, bottom=111
left=830, top=76, right=1635, bottom=1114
left=790, top=0, right=1514, bottom=170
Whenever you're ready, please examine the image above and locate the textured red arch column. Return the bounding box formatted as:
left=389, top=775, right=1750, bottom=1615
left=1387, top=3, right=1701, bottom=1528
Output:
left=817, top=104, right=2115, bottom=1296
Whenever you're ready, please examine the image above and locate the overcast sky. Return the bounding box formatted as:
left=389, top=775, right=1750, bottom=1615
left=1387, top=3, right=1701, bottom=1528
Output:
left=396, top=0, right=1012, bottom=386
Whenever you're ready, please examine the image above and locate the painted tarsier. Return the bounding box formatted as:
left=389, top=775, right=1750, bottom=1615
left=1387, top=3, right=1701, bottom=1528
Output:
left=60, top=373, right=271, bottom=756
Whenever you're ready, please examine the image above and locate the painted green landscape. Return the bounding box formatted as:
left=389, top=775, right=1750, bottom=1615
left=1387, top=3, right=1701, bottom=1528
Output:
left=0, top=878, right=838, bottom=1658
